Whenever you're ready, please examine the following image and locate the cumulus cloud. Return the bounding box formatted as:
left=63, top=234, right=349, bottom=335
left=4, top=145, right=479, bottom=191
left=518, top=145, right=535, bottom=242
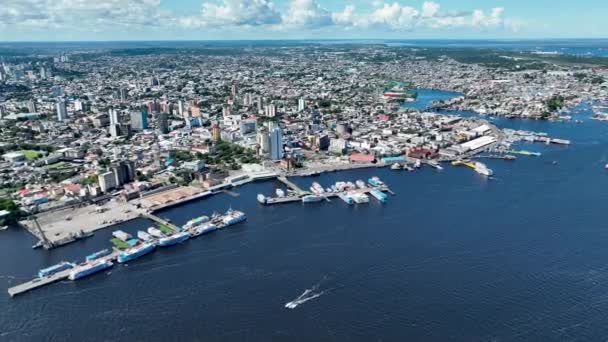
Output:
left=281, top=0, right=333, bottom=28
left=0, top=0, right=174, bottom=30
left=472, top=7, right=505, bottom=28
left=0, top=0, right=516, bottom=35
left=181, top=0, right=280, bottom=28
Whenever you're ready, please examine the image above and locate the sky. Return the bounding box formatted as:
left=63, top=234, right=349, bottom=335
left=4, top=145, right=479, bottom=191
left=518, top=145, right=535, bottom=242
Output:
left=0, top=0, right=606, bottom=41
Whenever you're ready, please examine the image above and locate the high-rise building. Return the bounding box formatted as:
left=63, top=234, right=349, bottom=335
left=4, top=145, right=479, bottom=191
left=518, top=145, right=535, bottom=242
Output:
left=130, top=110, right=148, bottom=131
left=298, top=98, right=306, bottom=112
left=270, top=127, right=283, bottom=160
left=74, top=100, right=87, bottom=112
left=190, top=106, right=201, bottom=118
left=27, top=99, right=37, bottom=113
left=231, top=83, right=238, bottom=98
left=264, top=103, right=276, bottom=117
left=158, top=113, right=169, bottom=134
left=257, top=96, right=264, bottom=113
left=222, top=104, right=231, bottom=118
left=56, top=101, right=67, bottom=121
left=98, top=171, right=116, bottom=193
left=240, top=119, right=257, bottom=135
left=211, top=123, right=221, bottom=144
left=178, top=100, right=185, bottom=117
left=120, top=88, right=128, bottom=101
left=39, top=67, right=47, bottom=79
left=147, top=100, right=160, bottom=113
left=109, top=109, right=120, bottom=125
left=257, top=130, right=270, bottom=155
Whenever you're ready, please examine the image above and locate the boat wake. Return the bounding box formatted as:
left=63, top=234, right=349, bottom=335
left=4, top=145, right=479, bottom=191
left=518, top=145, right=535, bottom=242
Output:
left=284, top=277, right=328, bottom=309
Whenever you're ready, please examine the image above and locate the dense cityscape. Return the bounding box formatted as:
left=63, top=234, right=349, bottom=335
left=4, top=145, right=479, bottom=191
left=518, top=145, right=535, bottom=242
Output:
left=1, top=45, right=606, bottom=236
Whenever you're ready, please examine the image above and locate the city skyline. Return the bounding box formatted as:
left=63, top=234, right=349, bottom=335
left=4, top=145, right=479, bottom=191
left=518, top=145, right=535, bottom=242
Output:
left=1, top=0, right=607, bottom=41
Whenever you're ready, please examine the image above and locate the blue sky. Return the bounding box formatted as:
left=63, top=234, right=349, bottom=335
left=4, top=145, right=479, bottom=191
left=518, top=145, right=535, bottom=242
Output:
left=0, top=0, right=606, bottom=41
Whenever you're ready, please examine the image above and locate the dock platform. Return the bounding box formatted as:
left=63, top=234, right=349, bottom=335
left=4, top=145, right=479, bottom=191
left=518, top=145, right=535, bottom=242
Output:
left=8, top=250, right=121, bottom=297
left=261, top=186, right=392, bottom=205
left=277, top=176, right=308, bottom=195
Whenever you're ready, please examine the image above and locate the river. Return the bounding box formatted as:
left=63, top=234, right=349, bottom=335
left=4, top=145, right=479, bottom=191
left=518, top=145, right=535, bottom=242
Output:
left=2, top=90, right=608, bottom=341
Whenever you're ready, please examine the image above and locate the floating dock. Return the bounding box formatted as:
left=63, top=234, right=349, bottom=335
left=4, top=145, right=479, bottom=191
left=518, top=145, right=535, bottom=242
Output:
left=260, top=186, right=393, bottom=205
left=8, top=250, right=121, bottom=297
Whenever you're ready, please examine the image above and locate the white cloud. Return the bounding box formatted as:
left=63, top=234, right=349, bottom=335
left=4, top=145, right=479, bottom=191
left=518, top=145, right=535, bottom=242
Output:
left=0, top=0, right=174, bottom=30
left=421, top=1, right=440, bottom=18
left=368, top=3, right=420, bottom=30
left=472, top=7, right=505, bottom=28
left=0, top=0, right=517, bottom=36
left=182, top=0, right=281, bottom=28
left=281, top=0, right=333, bottom=28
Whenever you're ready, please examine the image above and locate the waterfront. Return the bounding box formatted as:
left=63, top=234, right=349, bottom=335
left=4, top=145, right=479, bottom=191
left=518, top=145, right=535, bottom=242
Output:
left=4, top=97, right=608, bottom=340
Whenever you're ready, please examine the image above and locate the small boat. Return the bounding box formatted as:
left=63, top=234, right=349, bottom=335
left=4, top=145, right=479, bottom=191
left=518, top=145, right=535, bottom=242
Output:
left=302, top=194, right=324, bottom=203
left=356, top=180, right=366, bottom=189
left=31, top=240, right=44, bottom=249
left=391, top=163, right=402, bottom=170
left=275, top=189, right=285, bottom=197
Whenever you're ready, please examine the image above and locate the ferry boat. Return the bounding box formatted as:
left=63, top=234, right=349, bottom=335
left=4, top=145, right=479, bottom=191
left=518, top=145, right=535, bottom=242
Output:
left=183, top=216, right=210, bottom=230
left=474, top=162, right=493, bottom=177
left=191, top=222, right=218, bottom=237
left=86, top=249, right=111, bottom=262
left=137, top=230, right=153, bottom=242
left=302, top=194, right=323, bottom=203
left=158, top=231, right=190, bottom=247
left=222, top=209, right=247, bottom=226
left=338, top=192, right=354, bottom=204
left=38, top=261, right=75, bottom=278
left=117, top=243, right=156, bottom=263
left=368, top=177, right=384, bottom=187
left=69, top=260, right=113, bottom=280
left=370, top=189, right=387, bottom=203
left=147, top=227, right=164, bottom=238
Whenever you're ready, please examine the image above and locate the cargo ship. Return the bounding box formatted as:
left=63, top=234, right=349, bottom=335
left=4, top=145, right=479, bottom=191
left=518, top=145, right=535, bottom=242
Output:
left=191, top=222, right=218, bottom=237
left=158, top=231, right=190, bottom=247
left=222, top=209, right=247, bottom=226
left=86, top=249, right=111, bottom=262
left=68, top=260, right=113, bottom=280
left=117, top=243, right=156, bottom=263
left=302, top=194, right=323, bottom=203
left=183, top=216, right=210, bottom=230
left=370, top=189, right=387, bottom=203
left=38, top=261, right=75, bottom=278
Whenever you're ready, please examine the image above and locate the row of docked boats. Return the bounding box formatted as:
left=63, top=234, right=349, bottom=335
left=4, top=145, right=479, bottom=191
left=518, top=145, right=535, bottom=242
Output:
left=304, top=177, right=388, bottom=204
left=36, top=209, right=247, bottom=282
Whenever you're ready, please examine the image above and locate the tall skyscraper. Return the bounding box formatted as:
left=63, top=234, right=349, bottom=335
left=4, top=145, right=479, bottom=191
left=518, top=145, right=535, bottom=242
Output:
left=270, top=127, right=283, bottom=160
left=298, top=98, right=306, bottom=112
left=109, top=109, right=120, bottom=125
left=56, top=101, right=67, bottom=121
left=178, top=100, right=185, bottom=117
left=120, top=88, right=128, bottom=101
left=231, top=83, right=238, bottom=98
left=264, top=103, right=276, bottom=117
left=158, top=113, right=169, bottom=134
left=130, top=110, right=148, bottom=131
left=27, top=99, right=37, bottom=113
left=222, top=104, right=231, bottom=118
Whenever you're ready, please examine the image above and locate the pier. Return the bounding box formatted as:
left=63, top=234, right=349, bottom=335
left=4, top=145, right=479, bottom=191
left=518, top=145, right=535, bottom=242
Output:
left=140, top=212, right=179, bottom=232
left=8, top=250, right=121, bottom=297
left=261, top=186, right=393, bottom=205
left=277, top=176, right=308, bottom=195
